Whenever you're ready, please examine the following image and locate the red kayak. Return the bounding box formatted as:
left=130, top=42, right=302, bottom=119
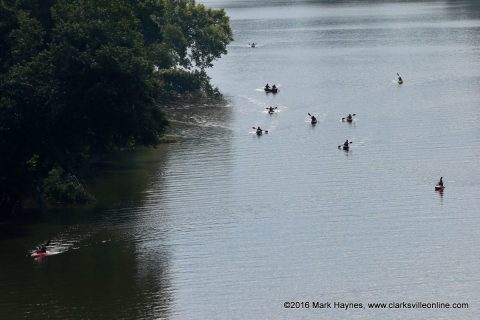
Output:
left=31, top=251, right=49, bottom=258
left=435, top=185, right=445, bottom=191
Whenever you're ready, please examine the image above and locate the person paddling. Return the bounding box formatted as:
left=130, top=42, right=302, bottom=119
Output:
left=338, top=140, right=352, bottom=150
left=438, top=177, right=443, bottom=186
left=342, top=113, right=356, bottom=122
left=307, top=113, right=317, bottom=124
left=265, top=83, right=270, bottom=90
left=256, top=126, right=263, bottom=135
left=397, top=73, right=403, bottom=83
left=271, top=84, right=277, bottom=91
left=35, top=240, right=50, bottom=254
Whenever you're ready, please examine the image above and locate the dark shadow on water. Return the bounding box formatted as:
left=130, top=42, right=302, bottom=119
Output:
left=0, top=148, right=175, bottom=319
left=0, top=236, right=173, bottom=320
left=0, top=100, right=234, bottom=319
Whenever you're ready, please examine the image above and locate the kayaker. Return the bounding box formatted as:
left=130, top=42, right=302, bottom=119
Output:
left=35, top=240, right=50, bottom=253
left=438, top=177, right=443, bottom=186
left=343, top=140, right=350, bottom=147
left=347, top=114, right=353, bottom=121
left=256, top=126, right=263, bottom=134
left=268, top=106, right=275, bottom=113
left=398, top=74, right=403, bottom=82
left=311, top=115, right=317, bottom=122
left=272, top=84, right=277, bottom=90
left=265, top=83, right=270, bottom=90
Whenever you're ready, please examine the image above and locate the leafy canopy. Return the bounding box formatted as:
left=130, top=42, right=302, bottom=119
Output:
left=0, top=0, right=233, bottom=212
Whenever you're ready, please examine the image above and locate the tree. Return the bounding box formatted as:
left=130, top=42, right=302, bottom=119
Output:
left=0, top=0, right=232, bottom=214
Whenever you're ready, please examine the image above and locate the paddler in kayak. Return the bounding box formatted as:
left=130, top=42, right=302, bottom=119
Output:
left=310, top=115, right=317, bottom=123
left=338, top=139, right=352, bottom=150
left=397, top=73, right=403, bottom=84
left=342, top=113, right=355, bottom=122
left=438, top=177, right=443, bottom=187
left=267, top=106, right=276, bottom=113
left=271, top=84, right=277, bottom=91
left=265, top=83, right=270, bottom=90
left=35, top=240, right=50, bottom=254
left=256, top=126, right=263, bottom=135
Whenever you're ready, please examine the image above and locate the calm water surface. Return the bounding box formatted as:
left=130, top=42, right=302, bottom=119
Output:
left=1, top=1, right=480, bottom=319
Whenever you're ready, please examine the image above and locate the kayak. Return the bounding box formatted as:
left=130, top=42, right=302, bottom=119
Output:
left=398, top=80, right=403, bottom=85
left=264, top=87, right=278, bottom=93
left=345, top=118, right=353, bottom=122
left=31, top=251, right=49, bottom=258
left=268, top=110, right=275, bottom=114
left=311, top=119, right=317, bottom=124
left=435, top=185, right=445, bottom=191
left=256, top=130, right=263, bottom=136
left=340, top=145, right=349, bottom=150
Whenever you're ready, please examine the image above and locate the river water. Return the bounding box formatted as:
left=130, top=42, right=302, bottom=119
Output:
left=1, top=1, right=480, bottom=319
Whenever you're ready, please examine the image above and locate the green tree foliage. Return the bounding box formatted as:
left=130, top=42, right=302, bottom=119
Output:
left=0, top=0, right=233, bottom=213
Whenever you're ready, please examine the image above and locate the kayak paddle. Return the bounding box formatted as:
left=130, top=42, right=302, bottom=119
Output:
left=252, top=127, right=268, bottom=134
left=341, top=114, right=356, bottom=121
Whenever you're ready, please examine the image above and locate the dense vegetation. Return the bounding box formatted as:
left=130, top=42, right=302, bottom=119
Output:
left=0, top=0, right=233, bottom=214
